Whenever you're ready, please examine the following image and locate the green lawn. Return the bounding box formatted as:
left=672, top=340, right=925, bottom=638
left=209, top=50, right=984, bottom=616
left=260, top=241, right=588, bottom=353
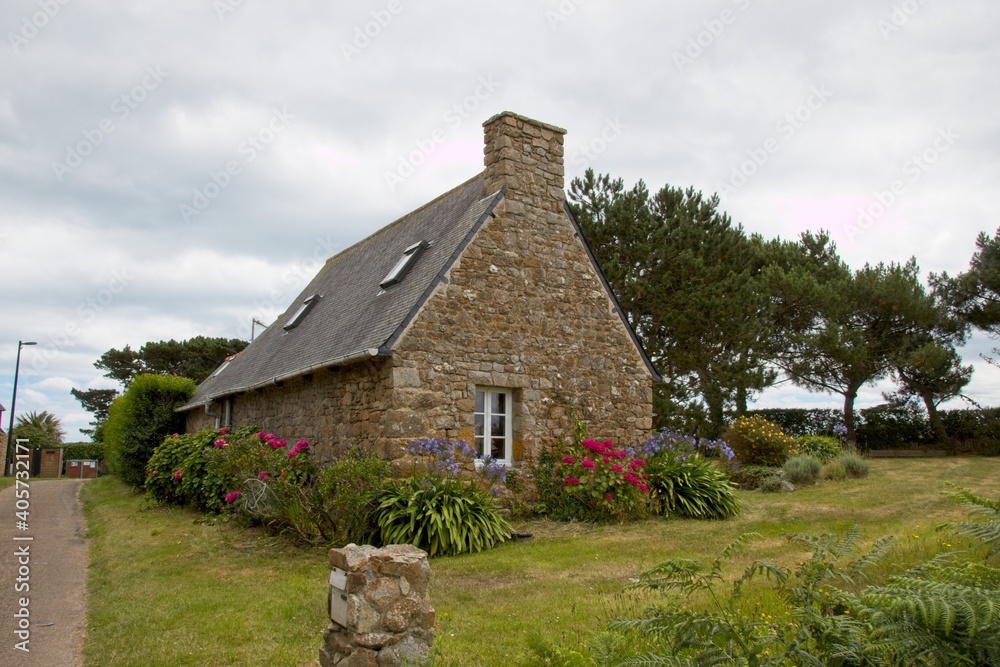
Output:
left=82, top=458, right=1000, bottom=666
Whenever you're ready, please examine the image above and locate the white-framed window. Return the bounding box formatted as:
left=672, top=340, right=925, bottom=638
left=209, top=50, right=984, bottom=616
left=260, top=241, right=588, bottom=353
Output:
left=474, top=387, right=512, bottom=465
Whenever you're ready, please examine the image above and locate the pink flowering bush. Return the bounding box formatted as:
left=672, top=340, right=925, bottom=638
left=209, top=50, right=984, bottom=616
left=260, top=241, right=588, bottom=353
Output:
left=548, top=438, right=653, bottom=521
left=146, top=425, right=389, bottom=546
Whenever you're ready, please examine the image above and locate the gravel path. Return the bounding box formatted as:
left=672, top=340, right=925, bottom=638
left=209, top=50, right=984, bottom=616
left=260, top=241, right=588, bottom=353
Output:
left=0, top=479, right=88, bottom=667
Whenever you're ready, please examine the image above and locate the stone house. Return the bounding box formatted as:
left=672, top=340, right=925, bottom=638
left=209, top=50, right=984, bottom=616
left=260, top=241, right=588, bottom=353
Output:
left=179, top=112, right=659, bottom=466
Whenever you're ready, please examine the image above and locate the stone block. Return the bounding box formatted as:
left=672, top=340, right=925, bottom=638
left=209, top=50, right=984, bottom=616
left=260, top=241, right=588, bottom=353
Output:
left=331, top=545, right=380, bottom=572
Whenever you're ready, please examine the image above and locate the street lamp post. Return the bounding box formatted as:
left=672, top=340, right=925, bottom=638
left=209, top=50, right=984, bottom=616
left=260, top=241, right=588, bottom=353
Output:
left=5, top=341, right=36, bottom=476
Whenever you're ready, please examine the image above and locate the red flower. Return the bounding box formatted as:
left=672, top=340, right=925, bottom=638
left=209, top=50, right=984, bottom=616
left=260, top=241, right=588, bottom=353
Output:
left=213, top=438, right=228, bottom=448
left=219, top=427, right=230, bottom=435
left=224, top=490, right=241, bottom=503
left=611, top=464, right=624, bottom=473
left=562, top=477, right=580, bottom=486
left=173, top=469, right=182, bottom=480
left=258, top=470, right=269, bottom=481
left=603, top=456, right=611, bottom=464
left=605, top=493, right=613, bottom=500
left=171, top=433, right=179, bottom=438
left=581, top=459, right=596, bottom=469
left=562, top=456, right=575, bottom=465
left=629, top=459, right=645, bottom=469
left=638, top=483, right=650, bottom=493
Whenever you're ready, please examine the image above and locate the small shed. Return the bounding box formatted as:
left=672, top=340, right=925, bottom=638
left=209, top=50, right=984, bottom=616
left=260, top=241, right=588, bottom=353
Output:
left=65, top=459, right=99, bottom=479
left=36, top=448, right=63, bottom=478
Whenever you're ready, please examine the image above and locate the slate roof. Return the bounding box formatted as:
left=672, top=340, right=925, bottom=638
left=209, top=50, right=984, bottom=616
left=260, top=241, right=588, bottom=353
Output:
left=181, top=174, right=503, bottom=409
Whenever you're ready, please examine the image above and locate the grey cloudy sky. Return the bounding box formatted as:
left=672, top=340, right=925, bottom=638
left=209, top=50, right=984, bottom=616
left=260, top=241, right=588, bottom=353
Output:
left=2, top=0, right=998, bottom=440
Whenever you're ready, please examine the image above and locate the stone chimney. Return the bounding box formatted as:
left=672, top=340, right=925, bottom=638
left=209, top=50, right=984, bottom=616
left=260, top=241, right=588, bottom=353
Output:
left=483, top=111, right=567, bottom=214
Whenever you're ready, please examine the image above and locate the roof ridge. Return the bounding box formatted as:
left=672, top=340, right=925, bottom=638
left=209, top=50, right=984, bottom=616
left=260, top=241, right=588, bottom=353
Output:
left=322, top=171, right=487, bottom=267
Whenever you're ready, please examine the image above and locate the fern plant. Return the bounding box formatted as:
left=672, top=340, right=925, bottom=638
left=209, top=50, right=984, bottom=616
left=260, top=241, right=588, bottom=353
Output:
left=938, top=482, right=1000, bottom=558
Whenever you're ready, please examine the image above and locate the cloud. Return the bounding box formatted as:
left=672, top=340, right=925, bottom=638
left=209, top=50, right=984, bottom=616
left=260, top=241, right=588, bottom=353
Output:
left=2, top=0, right=998, bottom=438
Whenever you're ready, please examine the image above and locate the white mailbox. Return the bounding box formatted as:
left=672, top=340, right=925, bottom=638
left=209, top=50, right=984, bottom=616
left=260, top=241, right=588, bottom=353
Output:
left=328, top=567, right=348, bottom=627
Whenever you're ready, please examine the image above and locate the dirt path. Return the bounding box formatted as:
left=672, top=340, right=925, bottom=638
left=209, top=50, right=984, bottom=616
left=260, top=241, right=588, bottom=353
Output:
left=0, top=479, right=88, bottom=667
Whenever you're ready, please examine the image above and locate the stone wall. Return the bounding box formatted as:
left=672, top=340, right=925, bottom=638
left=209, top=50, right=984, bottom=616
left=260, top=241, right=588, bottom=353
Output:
left=183, top=358, right=392, bottom=464
left=320, top=544, right=434, bottom=667
left=385, top=112, right=654, bottom=462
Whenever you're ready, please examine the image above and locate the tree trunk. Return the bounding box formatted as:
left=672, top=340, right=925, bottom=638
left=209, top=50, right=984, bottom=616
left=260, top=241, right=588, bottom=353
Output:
left=843, top=386, right=859, bottom=447
left=702, top=382, right=726, bottom=440
left=920, top=390, right=951, bottom=449
left=735, top=385, right=748, bottom=417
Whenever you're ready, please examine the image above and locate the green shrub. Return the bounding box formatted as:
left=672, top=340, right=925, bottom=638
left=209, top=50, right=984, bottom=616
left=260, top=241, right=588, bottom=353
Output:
left=725, top=415, right=797, bottom=466
left=794, top=435, right=841, bottom=463
left=783, top=454, right=821, bottom=486
left=314, top=449, right=391, bottom=547
left=532, top=444, right=591, bottom=520
left=725, top=463, right=781, bottom=490
left=838, top=452, right=870, bottom=479
left=646, top=454, right=739, bottom=520
left=145, top=428, right=239, bottom=512
left=103, top=374, right=196, bottom=487
left=377, top=476, right=511, bottom=557
left=822, top=460, right=848, bottom=481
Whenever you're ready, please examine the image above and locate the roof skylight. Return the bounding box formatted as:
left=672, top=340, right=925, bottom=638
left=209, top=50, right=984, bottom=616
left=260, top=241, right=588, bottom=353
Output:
left=283, top=294, right=320, bottom=330
left=380, top=241, right=428, bottom=289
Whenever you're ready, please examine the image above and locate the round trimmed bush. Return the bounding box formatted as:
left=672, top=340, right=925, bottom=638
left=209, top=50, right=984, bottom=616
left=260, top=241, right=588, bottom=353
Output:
left=795, top=435, right=842, bottom=463
left=783, top=454, right=821, bottom=486
left=726, top=415, right=797, bottom=466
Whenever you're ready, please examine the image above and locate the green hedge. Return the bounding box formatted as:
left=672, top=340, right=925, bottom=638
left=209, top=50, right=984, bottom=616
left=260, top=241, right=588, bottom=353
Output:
left=746, top=406, right=999, bottom=454
left=104, top=374, right=196, bottom=487
left=743, top=409, right=842, bottom=437
left=60, top=442, right=105, bottom=462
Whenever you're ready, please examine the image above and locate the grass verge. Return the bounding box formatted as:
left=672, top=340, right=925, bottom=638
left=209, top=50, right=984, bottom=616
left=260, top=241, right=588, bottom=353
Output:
left=83, top=458, right=1000, bottom=666
left=82, top=477, right=329, bottom=667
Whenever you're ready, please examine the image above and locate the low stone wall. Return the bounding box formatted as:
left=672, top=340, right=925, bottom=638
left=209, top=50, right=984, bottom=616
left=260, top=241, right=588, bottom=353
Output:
left=320, top=544, right=434, bottom=667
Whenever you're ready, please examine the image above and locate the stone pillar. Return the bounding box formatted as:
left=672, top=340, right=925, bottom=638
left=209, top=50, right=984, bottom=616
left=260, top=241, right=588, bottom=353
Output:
left=320, top=544, right=434, bottom=667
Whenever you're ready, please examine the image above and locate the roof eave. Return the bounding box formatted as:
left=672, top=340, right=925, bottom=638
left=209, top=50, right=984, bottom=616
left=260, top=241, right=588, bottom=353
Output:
left=176, top=347, right=386, bottom=412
